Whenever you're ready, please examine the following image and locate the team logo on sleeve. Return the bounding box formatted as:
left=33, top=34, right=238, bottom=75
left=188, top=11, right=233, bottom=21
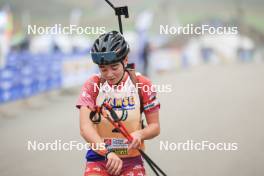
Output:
left=82, top=91, right=91, bottom=98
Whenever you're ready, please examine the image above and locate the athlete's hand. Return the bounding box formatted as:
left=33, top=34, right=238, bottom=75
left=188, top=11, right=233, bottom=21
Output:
left=106, top=152, right=123, bottom=175
left=128, top=131, right=142, bottom=150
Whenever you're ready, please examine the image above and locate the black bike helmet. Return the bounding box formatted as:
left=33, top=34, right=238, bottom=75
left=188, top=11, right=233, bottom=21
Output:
left=91, top=31, right=130, bottom=65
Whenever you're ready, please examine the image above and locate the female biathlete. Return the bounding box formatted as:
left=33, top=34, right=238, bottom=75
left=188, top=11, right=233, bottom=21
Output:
left=76, top=30, right=160, bottom=176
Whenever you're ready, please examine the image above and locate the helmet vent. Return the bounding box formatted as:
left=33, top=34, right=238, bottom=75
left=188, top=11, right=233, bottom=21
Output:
left=102, top=47, right=106, bottom=52
left=111, top=42, right=120, bottom=51
left=104, top=34, right=110, bottom=42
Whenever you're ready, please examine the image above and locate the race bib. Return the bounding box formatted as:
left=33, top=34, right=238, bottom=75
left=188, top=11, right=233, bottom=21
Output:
left=104, top=138, right=129, bottom=155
